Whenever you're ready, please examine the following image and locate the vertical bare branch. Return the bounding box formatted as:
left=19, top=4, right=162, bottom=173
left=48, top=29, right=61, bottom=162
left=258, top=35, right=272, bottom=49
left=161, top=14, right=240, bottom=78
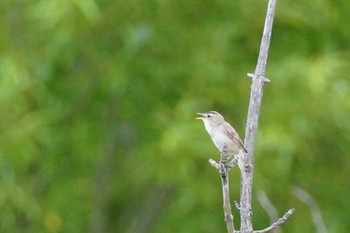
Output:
left=222, top=174, right=235, bottom=233
left=209, top=145, right=238, bottom=233
left=208, top=1, right=295, bottom=232
left=240, top=0, right=277, bottom=232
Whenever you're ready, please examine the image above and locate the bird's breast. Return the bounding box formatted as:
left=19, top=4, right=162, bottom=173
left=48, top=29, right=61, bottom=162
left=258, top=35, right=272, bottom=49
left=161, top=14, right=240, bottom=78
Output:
left=209, top=126, right=239, bottom=154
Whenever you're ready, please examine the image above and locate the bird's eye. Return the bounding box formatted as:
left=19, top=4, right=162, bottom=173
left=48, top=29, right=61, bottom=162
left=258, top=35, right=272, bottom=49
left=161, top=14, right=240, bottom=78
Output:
left=207, top=115, right=211, bottom=118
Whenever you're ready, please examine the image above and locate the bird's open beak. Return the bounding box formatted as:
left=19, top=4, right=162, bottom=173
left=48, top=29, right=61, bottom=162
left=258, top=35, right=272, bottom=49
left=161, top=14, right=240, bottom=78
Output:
left=196, top=113, right=205, bottom=120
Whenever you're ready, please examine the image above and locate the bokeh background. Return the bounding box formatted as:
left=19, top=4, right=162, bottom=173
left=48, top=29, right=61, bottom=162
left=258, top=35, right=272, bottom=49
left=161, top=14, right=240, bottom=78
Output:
left=1, top=0, right=349, bottom=232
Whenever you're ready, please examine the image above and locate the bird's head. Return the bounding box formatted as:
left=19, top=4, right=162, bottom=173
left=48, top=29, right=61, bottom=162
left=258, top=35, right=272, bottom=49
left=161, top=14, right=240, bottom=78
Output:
left=196, top=111, right=224, bottom=126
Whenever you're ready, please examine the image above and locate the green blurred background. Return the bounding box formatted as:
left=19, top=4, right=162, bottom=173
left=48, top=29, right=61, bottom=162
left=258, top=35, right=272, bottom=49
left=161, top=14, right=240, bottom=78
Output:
left=1, top=0, right=349, bottom=232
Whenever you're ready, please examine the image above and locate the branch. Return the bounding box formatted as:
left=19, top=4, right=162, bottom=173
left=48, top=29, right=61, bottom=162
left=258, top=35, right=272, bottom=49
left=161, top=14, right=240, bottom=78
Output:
left=240, top=0, right=277, bottom=232
left=209, top=1, right=296, bottom=233
left=253, top=208, right=296, bottom=233
left=209, top=144, right=238, bottom=233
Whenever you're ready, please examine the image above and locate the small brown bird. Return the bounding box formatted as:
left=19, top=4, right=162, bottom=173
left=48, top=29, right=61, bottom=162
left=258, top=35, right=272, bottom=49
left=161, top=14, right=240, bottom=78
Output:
left=196, top=111, right=247, bottom=155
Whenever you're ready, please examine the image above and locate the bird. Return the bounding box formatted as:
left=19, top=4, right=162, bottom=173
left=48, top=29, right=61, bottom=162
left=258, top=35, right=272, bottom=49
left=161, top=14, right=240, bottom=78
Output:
left=196, top=111, right=247, bottom=155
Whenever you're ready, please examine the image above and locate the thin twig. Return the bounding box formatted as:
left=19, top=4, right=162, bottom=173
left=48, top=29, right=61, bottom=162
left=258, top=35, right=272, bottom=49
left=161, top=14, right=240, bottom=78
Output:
left=209, top=144, right=235, bottom=233
left=209, top=159, right=220, bottom=169
left=253, top=208, right=296, bottom=233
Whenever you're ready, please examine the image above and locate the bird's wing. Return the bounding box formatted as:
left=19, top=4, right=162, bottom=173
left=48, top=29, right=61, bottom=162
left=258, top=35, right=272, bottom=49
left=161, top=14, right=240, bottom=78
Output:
left=223, top=122, right=248, bottom=153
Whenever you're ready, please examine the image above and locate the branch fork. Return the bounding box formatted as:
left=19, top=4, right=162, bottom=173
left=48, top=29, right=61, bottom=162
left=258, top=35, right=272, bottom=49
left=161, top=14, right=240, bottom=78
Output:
left=208, top=0, right=296, bottom=232
left=209, top=144, right=239, bottom=176
left=247, top=73, right=271, bottom=84
left=209, top=146, right=295, bottom=233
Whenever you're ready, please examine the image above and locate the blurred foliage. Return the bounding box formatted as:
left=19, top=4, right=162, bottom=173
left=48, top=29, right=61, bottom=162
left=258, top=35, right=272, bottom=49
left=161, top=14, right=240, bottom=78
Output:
left=0, top=0, right=349, bottom=232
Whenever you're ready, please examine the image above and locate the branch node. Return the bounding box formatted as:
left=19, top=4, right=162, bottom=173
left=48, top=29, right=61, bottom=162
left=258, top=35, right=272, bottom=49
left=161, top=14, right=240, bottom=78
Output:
left=209, top=159, right=220, bottom=170
left=234, top=201, right=241, bottom=210
left=220, top=163, right=228, bottom=179
left=225, top=214, right=234, bottom=222
left=246, top=165, right=252, bottom=172
left=262, top=76, right=271, bottom=83
left=247, top=73, right=270, bottom=84
left=247, top=73, right=255, bottom=79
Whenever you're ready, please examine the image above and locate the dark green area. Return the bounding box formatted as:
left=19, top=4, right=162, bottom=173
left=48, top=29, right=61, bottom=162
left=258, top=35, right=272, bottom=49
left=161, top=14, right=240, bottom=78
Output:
left=1, top=0, right=349, bottom=232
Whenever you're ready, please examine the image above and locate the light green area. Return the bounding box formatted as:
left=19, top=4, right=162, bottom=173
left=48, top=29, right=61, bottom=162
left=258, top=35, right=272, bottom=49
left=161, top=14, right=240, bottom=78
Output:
left=1, top=0, right=349, bottom=232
